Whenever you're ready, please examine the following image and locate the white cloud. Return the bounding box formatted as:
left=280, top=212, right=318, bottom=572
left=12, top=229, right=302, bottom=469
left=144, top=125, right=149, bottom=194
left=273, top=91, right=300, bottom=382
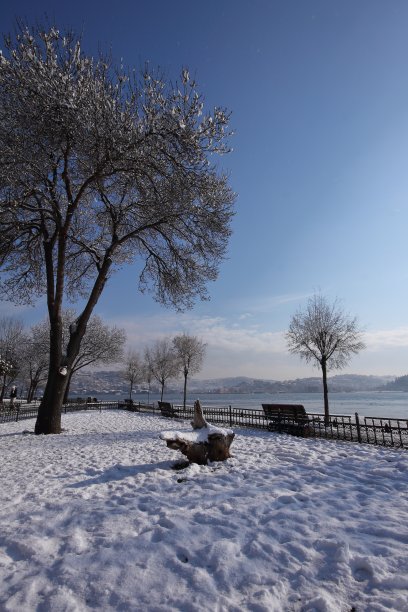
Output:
left=364, top=327, right=408, bottom=349
left=104, top=312, right=294, bottom=378
left=109, top=312, right=286, bottom=354
left=239, top=291, right=314, bottom=314
left=192, top=318, right=286, bottom=354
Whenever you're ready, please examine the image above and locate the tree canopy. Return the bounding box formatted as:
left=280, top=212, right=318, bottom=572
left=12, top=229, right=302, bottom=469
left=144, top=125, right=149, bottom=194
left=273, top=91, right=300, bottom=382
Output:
left=0, top=25, right=235, bottom=309
left=0, top=24, right=235, bottom=433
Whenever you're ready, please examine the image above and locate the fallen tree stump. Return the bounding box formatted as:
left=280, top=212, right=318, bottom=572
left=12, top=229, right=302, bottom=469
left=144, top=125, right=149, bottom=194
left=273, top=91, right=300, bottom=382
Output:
left=160, top=400, right=235, bottom=465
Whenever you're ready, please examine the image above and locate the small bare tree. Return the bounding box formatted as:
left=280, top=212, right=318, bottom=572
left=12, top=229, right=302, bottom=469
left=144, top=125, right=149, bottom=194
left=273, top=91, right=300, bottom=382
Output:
left=0, top=24, right=235, bottom=434
left=62, top=313, right=126, bottom=402
left=173, top=333, right=206, bottom=408
left=145, top=338, right=179, bottom=402
left=286, top=294, right=365, bottom=423
left=123, top=350, right=144, bottom=401
left=21, top=320, right=50, bottom=402
left=23, top=311, right=126, bottom=403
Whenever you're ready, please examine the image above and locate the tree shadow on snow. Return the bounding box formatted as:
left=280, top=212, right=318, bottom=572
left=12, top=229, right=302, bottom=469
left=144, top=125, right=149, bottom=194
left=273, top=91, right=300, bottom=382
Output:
left=67, top=460, right=174, bottom=488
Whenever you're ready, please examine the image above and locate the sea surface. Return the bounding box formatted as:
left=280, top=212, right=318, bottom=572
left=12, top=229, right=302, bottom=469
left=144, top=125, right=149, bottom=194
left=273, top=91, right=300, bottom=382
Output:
left=96, top=390, right=408, bottom=419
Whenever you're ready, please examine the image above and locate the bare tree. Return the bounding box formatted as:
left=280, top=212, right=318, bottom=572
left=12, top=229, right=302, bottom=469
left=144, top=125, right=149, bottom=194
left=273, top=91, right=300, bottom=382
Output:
left=173, top=333, right=206, bottom=408
left=0, top=317, right=25, bottom=401
left=20, top=311, right=126, bottom=403
left=145, top=338, right=179, bottom=402
left=0, top=25, right=235, bottom=433
left=123, top=350, right=145, bottom=401
left=21, top=320, right=49, bottom=402
left=286, top=294, right=365, bottom=423
left=62, top=312, right=126, bottom=402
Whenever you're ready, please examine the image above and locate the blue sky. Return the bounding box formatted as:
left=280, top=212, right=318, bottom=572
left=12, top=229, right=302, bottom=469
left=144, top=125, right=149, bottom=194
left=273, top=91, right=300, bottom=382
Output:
left=2, top=0, right=408, bottom=379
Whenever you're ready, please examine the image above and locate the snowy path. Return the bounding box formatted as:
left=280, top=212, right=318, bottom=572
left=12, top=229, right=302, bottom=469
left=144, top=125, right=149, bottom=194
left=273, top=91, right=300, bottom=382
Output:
left=0, top=411, right=407, bottom=611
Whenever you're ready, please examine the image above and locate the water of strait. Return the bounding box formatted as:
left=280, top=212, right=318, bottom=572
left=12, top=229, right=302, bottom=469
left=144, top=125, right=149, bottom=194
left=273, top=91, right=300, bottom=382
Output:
left=123, top=390, right=408, bottom=419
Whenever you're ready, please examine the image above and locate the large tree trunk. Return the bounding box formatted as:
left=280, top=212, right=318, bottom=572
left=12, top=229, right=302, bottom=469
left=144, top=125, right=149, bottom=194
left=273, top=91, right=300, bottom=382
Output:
left=35, top=368, right=69, bottom=433
left=35, top=313, right=66, bottom=434
left=34, top=245, right=112, bottom=434
left=321, top=358, right=330, bottom=424
left=36, top=321, right=83, bottom=433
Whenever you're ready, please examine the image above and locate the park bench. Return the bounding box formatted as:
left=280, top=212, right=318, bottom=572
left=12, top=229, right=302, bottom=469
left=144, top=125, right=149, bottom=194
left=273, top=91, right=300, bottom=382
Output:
left=262, top=403, right=310, bottom=437
left=158, top=401, right=178, bottom=418
left=118, top=398, right=141, bottom=411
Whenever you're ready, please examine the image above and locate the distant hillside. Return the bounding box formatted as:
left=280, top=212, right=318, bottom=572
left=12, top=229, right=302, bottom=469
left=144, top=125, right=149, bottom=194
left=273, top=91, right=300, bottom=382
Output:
left=384, top=375, right=408, bottom=391
left=189, top=374, right=395, bottom=394
left=62, top=371, right=396, bottom=397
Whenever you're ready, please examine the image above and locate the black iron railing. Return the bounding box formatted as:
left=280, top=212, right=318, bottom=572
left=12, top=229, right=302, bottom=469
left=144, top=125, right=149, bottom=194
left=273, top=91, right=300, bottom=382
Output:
left=166, top=405, right=408, bottom=449
left=0, top=404, right=39, bottom=423
left=1, top=400, right=407, bottom=450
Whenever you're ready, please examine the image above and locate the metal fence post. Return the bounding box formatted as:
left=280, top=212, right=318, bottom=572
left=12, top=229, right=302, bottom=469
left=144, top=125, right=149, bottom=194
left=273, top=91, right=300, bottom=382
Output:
left=355, top=412, right=362, bottom=443
left=229, top=405, right=232, bottom=427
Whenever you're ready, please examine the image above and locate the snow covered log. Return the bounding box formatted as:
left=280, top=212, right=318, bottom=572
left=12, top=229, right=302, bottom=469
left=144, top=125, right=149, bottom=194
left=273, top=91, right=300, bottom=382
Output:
left=160, top=400, right=235, bottom=465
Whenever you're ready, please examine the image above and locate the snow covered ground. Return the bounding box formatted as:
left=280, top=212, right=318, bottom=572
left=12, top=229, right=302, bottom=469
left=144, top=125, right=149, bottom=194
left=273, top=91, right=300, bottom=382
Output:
left=0, top=411, right=407, bottom=612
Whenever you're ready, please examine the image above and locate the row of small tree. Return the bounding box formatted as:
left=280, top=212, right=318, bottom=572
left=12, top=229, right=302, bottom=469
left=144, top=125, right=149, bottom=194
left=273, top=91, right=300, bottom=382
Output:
left=0, top=313, right=206, bottom=407
left=0, top=313, right=126, bottom=403
left=124, top=334, right=206, bottom=408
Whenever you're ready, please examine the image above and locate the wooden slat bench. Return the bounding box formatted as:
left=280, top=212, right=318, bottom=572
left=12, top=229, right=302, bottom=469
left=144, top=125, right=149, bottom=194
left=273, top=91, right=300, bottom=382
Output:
left=158, top=401, right=178, bottom=418
left=262, top=404, right=310, bottom=436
